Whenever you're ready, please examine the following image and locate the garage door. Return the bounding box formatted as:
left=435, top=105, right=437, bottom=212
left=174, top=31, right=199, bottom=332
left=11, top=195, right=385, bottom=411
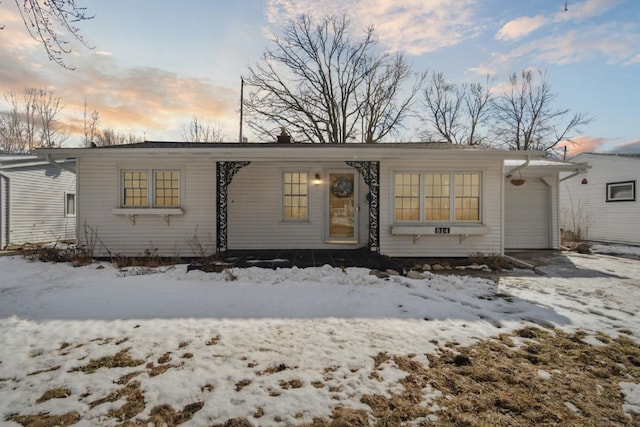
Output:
left=505, top=178, right=550, bottom=249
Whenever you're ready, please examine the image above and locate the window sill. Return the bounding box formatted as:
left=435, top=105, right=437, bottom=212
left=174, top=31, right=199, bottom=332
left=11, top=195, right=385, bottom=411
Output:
left=391, top=224, right=490, bottom=242
left=112, top=208, right=183, bottom=224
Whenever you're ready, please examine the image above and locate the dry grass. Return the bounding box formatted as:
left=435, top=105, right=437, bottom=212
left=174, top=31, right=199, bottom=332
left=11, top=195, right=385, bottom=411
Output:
left=70, top=348, right=144, bottom=374
left=6, top=328, right=639, bottom=426
left=363, top=328, right=638, bottom=426
left=8, top=411, right=81, bottom=427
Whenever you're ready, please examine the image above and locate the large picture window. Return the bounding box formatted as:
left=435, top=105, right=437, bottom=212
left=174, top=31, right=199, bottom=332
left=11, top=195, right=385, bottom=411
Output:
left=606, top=181, right=635, bottom=202
left=394, top=172, right=481, bottom=223
left=121, top=169, right=181, bottom=208
left=283, top=172, right=308, bottom=220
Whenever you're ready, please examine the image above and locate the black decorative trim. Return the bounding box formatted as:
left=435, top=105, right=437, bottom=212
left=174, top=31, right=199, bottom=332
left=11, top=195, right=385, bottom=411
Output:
left=346, top=161, right=380, bottom=252
left=216, top=161, right=251, bottom=252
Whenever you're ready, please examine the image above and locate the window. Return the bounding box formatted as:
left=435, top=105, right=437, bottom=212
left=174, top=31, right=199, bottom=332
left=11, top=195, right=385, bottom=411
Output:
left=454, top=173, right=480, bottom=221
left=154, top=171, right=180, bottom=207
left=394, top=172, right=481, bottom=223
left=394, top=173, right=420, bottom=221
left=65, top=193, right=76, bottom=217
left=424, top=173, right=450, bottom=221
left=607, top=181, right=635, bottom=202
left=121, top=169, right=181, bottom=208
left=283, top=172, right=308, bottom=220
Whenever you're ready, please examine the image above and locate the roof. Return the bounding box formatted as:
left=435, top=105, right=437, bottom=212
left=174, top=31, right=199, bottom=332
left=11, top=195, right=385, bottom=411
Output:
left=37, top=141, right=547, bottom=161
left=0, top=154, right=75, bottom=170
left=95, top=141, right=481, bottom=150
left=504, top=158, right=588, bottom=174
left=572, top=152, right=640, bottom=160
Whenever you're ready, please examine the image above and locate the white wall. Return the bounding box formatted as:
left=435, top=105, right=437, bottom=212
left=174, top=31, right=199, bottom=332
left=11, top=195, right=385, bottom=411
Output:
left=73, top=151, right=525, bottom=257
left=227, top=161, right=369, bottom=249
left=560, top=154, right=640, bottom=245
left=0, top=175, right=7, bottom=248
left=77, top=155, right=217, bottom=257
left=2, top=163, right=75, bottom=247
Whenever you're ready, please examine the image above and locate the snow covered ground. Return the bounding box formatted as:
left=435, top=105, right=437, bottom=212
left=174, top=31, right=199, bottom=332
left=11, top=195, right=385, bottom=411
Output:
left=0, top=250, right=639, bottom=425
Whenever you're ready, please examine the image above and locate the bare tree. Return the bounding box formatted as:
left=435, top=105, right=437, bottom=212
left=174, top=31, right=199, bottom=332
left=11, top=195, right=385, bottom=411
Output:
left=464, top=76, right=492, bottom=146
left=182, top=117, right=224, bottom=142
left=22, top=89, right=38, bottom=151
left=36, top=88, right=68, bottom=148
left=0, top=87, right=69, bottom=151
left=359, top=54, right=425, bottom=143
left=244, top=14, right=421, bottom=143
left=421, top=71, right=465, bottom=144
left=491, top=69, right=591, bottom=152
left=4, top=0, right=94, bottom=69
left=94, top=128, right=141, bottom=146
left=420, top=72, right=492, bottom=145
left=82, top=98, right=99, bottom=147
left=0, top=93, right=25, bottom=152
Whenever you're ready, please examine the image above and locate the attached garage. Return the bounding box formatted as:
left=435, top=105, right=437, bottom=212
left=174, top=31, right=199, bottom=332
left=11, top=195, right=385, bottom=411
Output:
left=505, top=178, right=551, bottom=249
left=503, top=159, right=588, bottom=251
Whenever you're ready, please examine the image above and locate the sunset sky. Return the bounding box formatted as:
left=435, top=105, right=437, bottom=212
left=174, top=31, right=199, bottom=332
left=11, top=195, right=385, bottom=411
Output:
left=1, top=0, right=639, bottom=157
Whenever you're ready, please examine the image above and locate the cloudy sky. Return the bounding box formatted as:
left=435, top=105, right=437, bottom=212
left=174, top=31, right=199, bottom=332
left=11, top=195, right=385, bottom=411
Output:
left=1, top=0, right=638, bottom=156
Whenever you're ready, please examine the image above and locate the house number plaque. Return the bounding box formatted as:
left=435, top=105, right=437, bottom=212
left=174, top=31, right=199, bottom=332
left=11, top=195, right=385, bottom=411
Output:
left=435, top=227, right=450, bottom=234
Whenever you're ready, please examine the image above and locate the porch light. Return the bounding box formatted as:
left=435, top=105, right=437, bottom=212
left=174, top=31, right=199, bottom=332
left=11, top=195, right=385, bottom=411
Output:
left=313, top=173, right=322, bottom=185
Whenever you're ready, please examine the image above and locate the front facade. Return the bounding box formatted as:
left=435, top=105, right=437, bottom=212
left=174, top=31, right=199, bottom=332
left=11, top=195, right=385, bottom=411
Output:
left=39, top=142, right=577, bottom=258
left=0, top=155, right=76, bottom=249
left=560, top=153, right=640, bottom=246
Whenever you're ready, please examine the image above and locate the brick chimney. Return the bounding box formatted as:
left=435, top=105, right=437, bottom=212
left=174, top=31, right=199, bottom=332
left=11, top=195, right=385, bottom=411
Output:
left=276, top=128, right=291, bottom=143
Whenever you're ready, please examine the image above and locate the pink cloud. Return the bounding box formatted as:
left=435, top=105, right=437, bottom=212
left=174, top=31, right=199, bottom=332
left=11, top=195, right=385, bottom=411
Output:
left=563, top=136, right=607, bottom=158
left=496, top=15, right=546, bottom=41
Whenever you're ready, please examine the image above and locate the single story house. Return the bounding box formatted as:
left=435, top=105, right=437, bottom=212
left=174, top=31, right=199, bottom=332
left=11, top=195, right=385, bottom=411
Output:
left=560, top=153, right=639, bottom=246
left=37, top=142, right=583, bottom=258
left=0, top=154, right=76, bottom=249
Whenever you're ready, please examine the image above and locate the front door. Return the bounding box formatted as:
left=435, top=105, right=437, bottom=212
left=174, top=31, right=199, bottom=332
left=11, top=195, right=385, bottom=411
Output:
left=326, top=172, right=358, bottom=243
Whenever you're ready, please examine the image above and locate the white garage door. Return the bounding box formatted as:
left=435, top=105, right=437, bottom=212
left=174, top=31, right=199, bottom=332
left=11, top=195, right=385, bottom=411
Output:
left=505, top=178, right=550, bottom=249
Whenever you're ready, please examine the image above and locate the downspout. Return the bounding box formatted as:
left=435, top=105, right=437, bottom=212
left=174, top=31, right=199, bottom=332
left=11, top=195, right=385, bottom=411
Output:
left=504, top=155, right=530, bottom=178
left=45, top=154, right=76, bottom=174
left=0, top=171, right=9, bottom=250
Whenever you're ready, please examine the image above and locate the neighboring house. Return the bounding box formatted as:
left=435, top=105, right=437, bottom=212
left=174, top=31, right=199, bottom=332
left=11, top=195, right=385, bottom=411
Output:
left=37, top=142, right=582, bottom=258
left=0, top=154, right=76, bottom=249
left=560, top=153, right=639, bottom=246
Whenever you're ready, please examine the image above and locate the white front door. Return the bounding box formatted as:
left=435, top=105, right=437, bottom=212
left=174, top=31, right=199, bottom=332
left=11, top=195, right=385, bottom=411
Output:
left=326, top=171, right=358, bottom=244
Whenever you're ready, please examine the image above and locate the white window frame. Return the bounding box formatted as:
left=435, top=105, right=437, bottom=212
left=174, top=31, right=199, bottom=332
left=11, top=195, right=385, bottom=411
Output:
left=119, top=168, right=183, bottom=209
left=606, top=180, right=635, bottom=202
left=64, top=192, right=76, bottom=217
left=393, top=171, right=483, bottom=224
left=282, top=170, right=309, bottom=222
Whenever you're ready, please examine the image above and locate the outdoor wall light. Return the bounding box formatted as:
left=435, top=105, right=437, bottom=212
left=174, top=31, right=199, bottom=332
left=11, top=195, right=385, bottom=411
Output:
left=313, top=173, right=322, bottom=185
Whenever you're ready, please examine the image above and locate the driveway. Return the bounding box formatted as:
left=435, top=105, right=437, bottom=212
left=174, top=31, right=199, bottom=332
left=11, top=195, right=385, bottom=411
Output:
left=500, top=250, right=640, bottom=336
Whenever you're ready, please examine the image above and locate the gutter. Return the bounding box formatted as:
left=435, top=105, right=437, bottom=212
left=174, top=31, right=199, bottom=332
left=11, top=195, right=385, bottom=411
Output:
left=45, top=154, right=76, bottom=174
left=504, top=155, right=530, bottom=178
left=560, top=163, right=590, bottom=182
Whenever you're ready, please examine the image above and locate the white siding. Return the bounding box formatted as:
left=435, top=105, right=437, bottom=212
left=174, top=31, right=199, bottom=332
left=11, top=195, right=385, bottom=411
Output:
left=63, top=145, right=544, bottom=258
left=2, top=164, right=75, bottom=246
left=0, top=175, right=7, bottom=248
left=77, top=155, right=217, bottom=257
left=227, top=162, right=368, bottom=249
left=560, top=154, right=640, bottom=245
left=379, top=158, right=504, bottom=257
